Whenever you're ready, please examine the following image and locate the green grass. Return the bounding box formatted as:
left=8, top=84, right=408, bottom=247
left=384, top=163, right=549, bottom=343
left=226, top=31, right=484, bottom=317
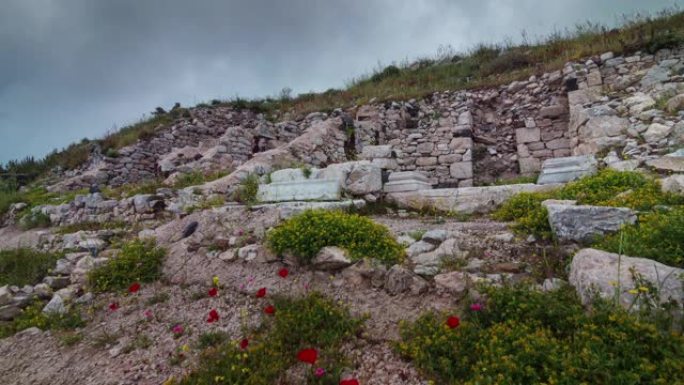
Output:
left=231, top=173, right=260, bottom=206
left=267, top=209, right=405, bottom=265
left=0, top=249, right=62, bottom=286
left=0, top=301, right=85, bottom=338
left=173, top=170, right=229, bottom=189
left=597, top=207, right=684, bottom=268
left=398, top=284, right=684, bottom=385
left=0, top=185, right=88, bottom=217
left=493, top=169, right=684, bottom=240
left=178, top=292, right=364, bottom=385
left=88, top=238, right=165, bottom=292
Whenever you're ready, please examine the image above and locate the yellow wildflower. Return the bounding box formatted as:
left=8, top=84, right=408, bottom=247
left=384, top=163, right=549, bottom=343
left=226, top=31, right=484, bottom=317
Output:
left=628, top=289, right=638, bottom=295
left=638, top=286, right=649, bottom=292
left=181, top=344, right=190, bottom=352
left=608, top=280, right=618, bottom=287
left=212, top=276, right=220, bottom=287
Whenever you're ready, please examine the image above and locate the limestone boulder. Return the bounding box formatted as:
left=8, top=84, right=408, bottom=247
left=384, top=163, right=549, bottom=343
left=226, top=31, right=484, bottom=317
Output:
left=543, top=200, right=636, bottom=243
left=311, top=246, right=353, bottom=271
left=569, top=248, right=684, bottom=309
left=661, top=174, right=684, bottom=194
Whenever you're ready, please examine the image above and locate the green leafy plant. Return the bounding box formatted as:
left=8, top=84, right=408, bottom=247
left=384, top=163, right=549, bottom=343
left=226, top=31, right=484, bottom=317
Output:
left=398, top=284, right=684, bottom=385
left=267, top=209, right=405, bottom=265
left=494, top=170, right=684, bottom=239
left=232, top=174, right=260, bottom=206
left=0, top=248, right=62, bottom=286
left=88, top=238, right=165, bottom=292
left=597, top=207, right=684, bottom=267
left=178, top=292, right=364, bottom=385
left=0, top=301, right=85, bottom=338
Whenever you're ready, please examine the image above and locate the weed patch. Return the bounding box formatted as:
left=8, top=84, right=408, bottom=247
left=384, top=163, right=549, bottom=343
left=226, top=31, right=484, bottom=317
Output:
left=398, top=285, right=684, bottom=385
left=267, top=209, right=405, bottom=265
left=88, top=239, right=165, bottom=292
left=0, top=248, right=62, bottom=286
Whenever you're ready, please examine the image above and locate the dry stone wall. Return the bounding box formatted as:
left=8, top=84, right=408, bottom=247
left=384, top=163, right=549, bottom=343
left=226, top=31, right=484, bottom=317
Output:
left=50, top=45, right=684, bottom=192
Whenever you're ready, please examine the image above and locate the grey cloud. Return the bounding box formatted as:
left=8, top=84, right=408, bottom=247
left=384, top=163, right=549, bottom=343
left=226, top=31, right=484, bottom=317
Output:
left=0, top=0, right=678, bottom=163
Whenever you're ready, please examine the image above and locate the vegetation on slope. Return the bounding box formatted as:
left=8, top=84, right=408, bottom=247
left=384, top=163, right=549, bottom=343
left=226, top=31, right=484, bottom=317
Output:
left=493, top=169, right=684, bottom=267
left=267, top=209, right=405, bottom=265
left=398, top=285, right=684, bottom=385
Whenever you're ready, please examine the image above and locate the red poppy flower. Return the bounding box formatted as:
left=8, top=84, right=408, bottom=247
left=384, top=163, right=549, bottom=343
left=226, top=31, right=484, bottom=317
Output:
left=109, top=302, right=119, bottom=311
left=278, top=268, right=289, bottom=278
left=256, top=287, right=267, bottom=298
left=128, top=282, right=141, bottom=293
left=239, top=338, right=249, bottom=349
left=207, top=309, right=220, bottom=323
left=264, top=305, right=275, bottom=315
left=296, top=348, right=318, bottom=365
left=208, top=287, right=218, bottom=297
left=340, top=379, right=360, bottom=385
left=446, top=315, right=460, bottom=329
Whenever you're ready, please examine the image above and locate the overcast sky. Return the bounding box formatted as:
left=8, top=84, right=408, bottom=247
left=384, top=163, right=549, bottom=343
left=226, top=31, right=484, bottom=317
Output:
left=0, top=0, right=679, bottom=164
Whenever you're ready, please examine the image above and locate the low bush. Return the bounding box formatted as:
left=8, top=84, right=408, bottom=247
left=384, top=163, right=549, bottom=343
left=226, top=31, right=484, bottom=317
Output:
left=232, top=174, right=260, bottom=206
left=597, top=207, right=684, bottom=267
left=398, top=285, right=684, bottom=385
left=19, top=210, right=51, bottom=230
left=88, top=238, right=165, bottom=292
left=179, top=292, right=364, bottom=385
left=493, top=170, right=684, bottom=240
left=173, top=170, right=228, bottom=189
left=0, top=301, right=85, bottom=338
left=267, top=209, right=405, bottom=265
left=0, top=248, right=62, bottom=286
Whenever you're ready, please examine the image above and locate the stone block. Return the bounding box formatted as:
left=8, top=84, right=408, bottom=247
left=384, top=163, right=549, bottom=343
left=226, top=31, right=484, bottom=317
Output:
left=519, top=157, right=541, bottom=174
left=449, top=137, right=472, bottom=151
left=257, top=180, right=341, bottom=202
left=542, top=200, right=636, bottom=242
left=384, top=171, right=431, bottom=193
left=516, top=127, right=540, bottom=144
left=570, top=248, right=683, bottom=309
left=360, top=145, right=393, bottom=159
left=546, top=138, right=571, bottom=150
left=538, top=105, right=566, bottom=119
left=449, top=162, right=473, bottom=179
left=416, top=157, right=438, bottom=167
left=537, top=155, right=597, bottom=185
left=416, top=142, right=434, bottom=154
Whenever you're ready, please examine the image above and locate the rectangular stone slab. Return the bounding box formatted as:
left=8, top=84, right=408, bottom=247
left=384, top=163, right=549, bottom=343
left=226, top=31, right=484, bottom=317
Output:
left=387, top=183, right=561, bottom=214
left=257, top=179, right=341, bottom=202
left=537, top=155, right=597, bottom=185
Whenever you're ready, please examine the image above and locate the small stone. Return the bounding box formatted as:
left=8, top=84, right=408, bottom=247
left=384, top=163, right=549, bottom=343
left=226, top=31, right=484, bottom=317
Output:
left=0, top=285, right=11, bottom=306
left=42, top=294, right=66, bottom=315
left=421, top=229, right=448, bottom=244
left=385, top=265, right=414, bottom=295
left=311, top=247, right=352, bottom=271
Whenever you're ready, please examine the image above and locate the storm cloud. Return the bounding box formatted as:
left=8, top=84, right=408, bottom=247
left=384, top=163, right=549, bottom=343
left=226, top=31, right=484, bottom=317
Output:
left=0, top=0, right=678, bottom=163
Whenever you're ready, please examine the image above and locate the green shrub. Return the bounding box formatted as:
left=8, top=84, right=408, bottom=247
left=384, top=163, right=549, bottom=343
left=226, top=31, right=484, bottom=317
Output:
left=19, top=210, right=51, bottom=230
left=232, top=174, right=260, bottom=206
left=0, top=248, right=62, bottom=286
left=398, top=285, right=684, bottom=385
left=597, top=207, right=684, bottom=267
left=173, top=170, right=228, bottom=189
left=494, top=170, right=684, bottom=239
left=267, top=209, right=405, bottom=265
left=88, top=239, right=165, bottom=292
left=0, top=301, right=85, bottom=338
left=179, top=292, right=364, bottom=385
